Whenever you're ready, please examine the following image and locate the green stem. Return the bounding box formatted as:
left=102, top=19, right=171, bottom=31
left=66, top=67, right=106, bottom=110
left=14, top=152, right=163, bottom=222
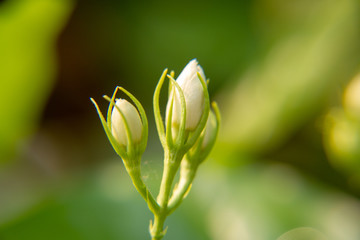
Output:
left=150, top=150, right=182, bottom=239
left=151, top=214, right=166, bottom=240
left=157, top=154, right=178, bottom=208
left=125, top=163, right=159, bottom=214
left=167, top=160, right=197, bottom=215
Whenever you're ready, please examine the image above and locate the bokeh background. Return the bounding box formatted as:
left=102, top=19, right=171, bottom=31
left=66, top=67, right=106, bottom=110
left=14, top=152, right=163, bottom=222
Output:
left=1, top=0, right=360, bottom=239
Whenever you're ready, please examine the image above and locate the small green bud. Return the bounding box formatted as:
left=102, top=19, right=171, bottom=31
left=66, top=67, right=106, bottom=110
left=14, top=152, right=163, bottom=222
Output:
left=201, top=110, right=218, bottom=151
left=187, top=107, right=220, bottom=165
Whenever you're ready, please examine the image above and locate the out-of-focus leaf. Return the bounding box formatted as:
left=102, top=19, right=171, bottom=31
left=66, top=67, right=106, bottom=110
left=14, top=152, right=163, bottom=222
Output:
left=217, top=0, right=360, bottom=160
left=194, top=162, right=360, bottom=240
left=277, top=227, right=328, bottom=240
left=0, top=0, right=74, bottom=163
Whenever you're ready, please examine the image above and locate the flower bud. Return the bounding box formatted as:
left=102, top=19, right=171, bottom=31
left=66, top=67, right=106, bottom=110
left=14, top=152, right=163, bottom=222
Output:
left=167, top=59, right=206, bottom=131
left=111, top=99, right=143, bottom=147
left=187, top=109, right=219, bottom=165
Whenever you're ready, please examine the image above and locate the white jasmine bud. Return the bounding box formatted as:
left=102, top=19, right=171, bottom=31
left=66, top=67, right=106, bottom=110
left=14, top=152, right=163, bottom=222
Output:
left=167, top=59, right=206, bottom=131
left=111, top=99, right=143, bottom=147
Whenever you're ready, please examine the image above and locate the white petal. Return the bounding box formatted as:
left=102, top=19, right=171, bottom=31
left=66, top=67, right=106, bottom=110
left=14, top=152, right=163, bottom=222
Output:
left=111, top=99, right=143, bottom=146
left=168, top=59, right=206, bottom=130
left=176, top=59, right=198, bottom=86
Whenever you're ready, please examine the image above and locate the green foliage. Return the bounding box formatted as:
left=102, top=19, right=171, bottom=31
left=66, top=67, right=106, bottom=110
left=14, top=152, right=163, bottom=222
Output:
left=1, top=0, right=360, bottom=239
left=0, top=0, right=73, bottom=163
left=277, top=227, right=328, bottom=240
left=217, top=0, right=360, bottom=159
left=2, top=162, right=360, bottom=240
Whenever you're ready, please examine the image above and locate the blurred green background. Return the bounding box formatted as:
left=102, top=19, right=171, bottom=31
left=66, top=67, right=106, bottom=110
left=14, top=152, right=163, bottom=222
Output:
left=1, top=0, right=360, bottom=239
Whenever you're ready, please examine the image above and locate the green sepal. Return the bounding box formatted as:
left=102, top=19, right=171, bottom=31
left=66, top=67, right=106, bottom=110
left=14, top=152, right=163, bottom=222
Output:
left=153, top=69, right=168, bottom=148
left=168, top=70, right=175, bottom=96
left=167, top=75, right=187, bottom=148
left=90, top=98, right=127, bottom=158
left=165, top=92, right=175, bottom=148
left=106, top=86, right=119, bottom=130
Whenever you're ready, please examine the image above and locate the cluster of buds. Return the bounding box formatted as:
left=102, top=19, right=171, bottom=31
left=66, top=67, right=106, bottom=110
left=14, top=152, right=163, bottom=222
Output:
left=91, top=59, right=220, bottom=240
left=154, top=59, right=220, bottom=157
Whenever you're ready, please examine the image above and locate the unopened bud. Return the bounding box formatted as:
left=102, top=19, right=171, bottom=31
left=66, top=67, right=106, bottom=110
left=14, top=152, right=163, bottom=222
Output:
left=111, top=99, right=143, bottom=147
left=167, top=59, right=206, bottom=131
left=186, top=109, right=219, bottom=165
